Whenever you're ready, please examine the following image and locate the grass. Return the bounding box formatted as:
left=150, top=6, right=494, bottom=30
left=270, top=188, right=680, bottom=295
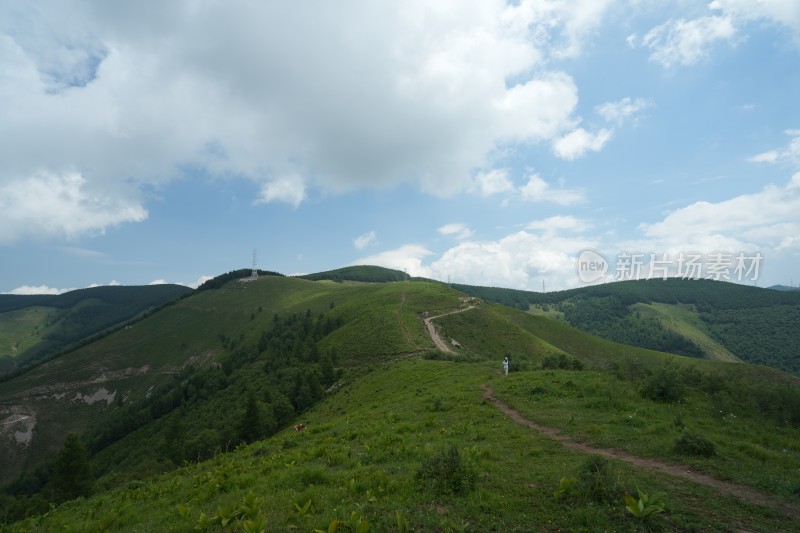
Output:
left=489, top=369, right=800, bottom=501
left=6, top=358, right=798, bottom=532
left=633, top=302, right=740, bottom=362
left=0, top=307, right=57, bottom=360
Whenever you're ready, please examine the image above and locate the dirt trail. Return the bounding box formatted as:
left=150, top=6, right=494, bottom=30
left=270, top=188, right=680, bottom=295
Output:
left=423, top=307, right=474, bottom=353
left=481, top=385, right=800, bottom=521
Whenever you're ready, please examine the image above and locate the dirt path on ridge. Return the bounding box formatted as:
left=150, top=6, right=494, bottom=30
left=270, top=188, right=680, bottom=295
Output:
left=481, top=385, right=800, bottom=521
left=423, top=307, right=474, bottom=353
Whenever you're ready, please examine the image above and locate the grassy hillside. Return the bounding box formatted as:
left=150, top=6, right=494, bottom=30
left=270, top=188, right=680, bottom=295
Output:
left=4, top=357, right=799, bottom=532
left=0, top=276, right=455, bottom=487
left=455, top=279, right=800, bottom=374
left=3, top=274, right=800, bottom=531
left=632, top=302, right=740, bottom=363
left=0, top=285, right=193, bottom=378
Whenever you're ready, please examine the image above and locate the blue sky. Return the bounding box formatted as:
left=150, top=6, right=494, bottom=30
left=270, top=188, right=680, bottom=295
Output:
left=1, top=0, right=799, bottom=294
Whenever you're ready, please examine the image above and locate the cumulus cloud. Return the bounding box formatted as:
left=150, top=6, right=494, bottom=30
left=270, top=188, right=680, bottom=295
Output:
left=358, top=225, right=599, bottom=291
left=596, top=97, right=652, bottom=124
left=520, top=174, right=585, bottom=205
left=470, top=169, right=515, bottom=197
left=748, top=151, right=780, bottom=163
left=6, top=285, right=74, bottom=295
left=0, top=1, right=609, bottom=242
left=634, top=173, right=800, bottom=253
left=748, top=131, right=800, bottom=165
left=553, top=127, right=612, bottom=160
left=525, top=215, right=587, bottom=233
left=0, top=172, right=147, bottom=244
left=635, top=0, right=800, bottom=70
left=429, top=230, right=597, bottom=290
left=352, top=244, right=434, bottom=278
left=353, top=230, right=378, bottom=250
left=255, top=175, right=306, bottom=208
left=641, top=15, right=736, bottom=69
left=506, top=0, right=616, bottom=58
left=438, top=223, right=474, bottom=240
left=709, top=0, right=800, bottom=33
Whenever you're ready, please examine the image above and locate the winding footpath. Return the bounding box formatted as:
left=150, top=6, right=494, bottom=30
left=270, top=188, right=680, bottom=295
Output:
left=481, top=386, right=800, bottom=521
left=423, top=306, right=474, bottom=353
left=421, top=309, right=800, bottom=520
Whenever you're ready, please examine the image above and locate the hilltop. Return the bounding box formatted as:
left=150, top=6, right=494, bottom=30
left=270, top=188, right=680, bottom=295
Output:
left=1, top=267, right=799, bottom=531
left=455, top=278, right=800, bottom=374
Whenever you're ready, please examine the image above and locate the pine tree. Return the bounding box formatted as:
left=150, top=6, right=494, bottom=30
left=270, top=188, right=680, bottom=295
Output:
left=50, top=433, right=92, bottom=502
left=237, top=391, right=264, bottom=444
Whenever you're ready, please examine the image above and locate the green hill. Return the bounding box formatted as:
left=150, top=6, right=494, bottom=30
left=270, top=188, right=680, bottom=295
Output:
left=2, top=273, right=800, bottom=531
left=0, top=285, right=192, bottom=378
left=455, top=278, right=800, bottom=374
left=298, top=265, right=411, bottom=283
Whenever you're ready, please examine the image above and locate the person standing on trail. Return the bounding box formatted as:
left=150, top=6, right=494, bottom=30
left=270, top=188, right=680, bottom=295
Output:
left=503, top=356, right=509, bottom=376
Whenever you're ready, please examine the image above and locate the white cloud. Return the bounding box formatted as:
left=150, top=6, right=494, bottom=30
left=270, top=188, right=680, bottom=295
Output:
left=748, top=131, right=800, bottom=165
left=355, top=217, right=600, bottom=291
left=352, top=244, right=433, bottom=278
left=429, top=230, right=596, bottom=290
left=0, top=1, right=608, bottom=241
left=255, top=175, right=306, bottom=208
left=506, top=0, right=616, bottom=58
left=642, top=15, right=736, bottom=68
left=6, top=285, right=74, bottom=295
left=438, top=223, right=474, bottom=240
left=709, top=0, right=800, bottom=33
left=520, top=173, right=586, bottom=205
left=596, top=97, right=652, bottom=124
left=748, top=151, right=780, bottom=163
left=0, top=171, right=147, bottom=244
left=553, top=127, right=612, bottom=160
left=634, top=174, right=800, bottom=253
left=189, top=275, right=214, bottom=289
left=148, top=279, right=168, bottom=285
left=525, top=215, right=587, bottom=233
left=471, top=169, right=515, bottom=197
left=353, top=230, right=378, bottom=250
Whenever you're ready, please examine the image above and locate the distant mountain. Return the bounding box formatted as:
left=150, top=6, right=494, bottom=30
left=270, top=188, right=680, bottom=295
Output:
left=769, top=284, right=800, bottom=292
left=0, top=284, right=192, bottom=378
left=455, top=278, right=800, bottom=374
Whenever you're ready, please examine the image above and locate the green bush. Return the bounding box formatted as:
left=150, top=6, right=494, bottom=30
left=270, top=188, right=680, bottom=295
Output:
left=640, top=365, right=684, bottom=403
left=416, top=445, right=477, bottom=496
left=542, top=353, right=584, bottom=371
left=674, top=431, right=716, bottom=457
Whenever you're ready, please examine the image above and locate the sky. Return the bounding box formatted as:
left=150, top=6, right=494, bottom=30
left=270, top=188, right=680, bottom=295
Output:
left=1, top=0, right=799, bottom=295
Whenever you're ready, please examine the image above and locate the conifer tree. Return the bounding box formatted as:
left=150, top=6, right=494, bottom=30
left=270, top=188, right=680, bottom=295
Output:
left=51, top=433, right=92, bottom=502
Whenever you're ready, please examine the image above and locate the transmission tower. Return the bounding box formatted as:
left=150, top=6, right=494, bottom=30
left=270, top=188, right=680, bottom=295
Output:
left=251, top=249, right=258, bottom=280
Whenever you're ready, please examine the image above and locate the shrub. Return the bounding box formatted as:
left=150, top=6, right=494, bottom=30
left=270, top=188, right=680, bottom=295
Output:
left=674, top=431, right=716, bottom=457
left=416, top=445, right=477, bottom=496
left=542, top=353, right=584, bottom=371
left=640, top=365, right=684, bottom=403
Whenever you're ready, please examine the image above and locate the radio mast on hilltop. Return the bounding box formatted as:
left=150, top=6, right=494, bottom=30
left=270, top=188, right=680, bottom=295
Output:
left=251, top=249, right=258, bottom=280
